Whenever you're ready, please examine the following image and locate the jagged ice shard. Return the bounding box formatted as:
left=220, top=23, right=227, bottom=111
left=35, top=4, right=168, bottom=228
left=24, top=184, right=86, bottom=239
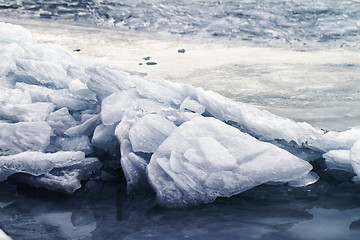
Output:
left=1, top=22, right=359, bottom=207
left=147, top=117, right=313, bottom=208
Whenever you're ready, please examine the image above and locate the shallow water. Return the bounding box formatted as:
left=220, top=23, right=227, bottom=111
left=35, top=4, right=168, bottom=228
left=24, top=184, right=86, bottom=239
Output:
left=1, top=173, right=360, bottom=240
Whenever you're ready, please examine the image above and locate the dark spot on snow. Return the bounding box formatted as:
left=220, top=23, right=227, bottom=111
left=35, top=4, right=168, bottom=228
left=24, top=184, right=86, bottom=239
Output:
left=146, top=62, right=157, bottom=66
left=73, top=49, right=81, bottom=52
left=143, top=57, right=151, bottom=61
left=178, top=49, right=185, bottom=53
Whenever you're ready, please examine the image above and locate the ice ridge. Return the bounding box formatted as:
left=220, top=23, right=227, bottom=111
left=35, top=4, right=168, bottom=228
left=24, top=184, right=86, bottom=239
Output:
left=1, top=22, right=359, bottom=207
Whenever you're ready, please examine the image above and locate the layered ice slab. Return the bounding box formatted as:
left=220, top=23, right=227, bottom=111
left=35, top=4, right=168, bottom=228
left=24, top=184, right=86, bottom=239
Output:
left=311, top=127, right=360, bottom=179
left=1, top=21, right=360, bottom=207
left=147, top=117, right=313, bottom=208
left=0, top=151, right=101, bottom=194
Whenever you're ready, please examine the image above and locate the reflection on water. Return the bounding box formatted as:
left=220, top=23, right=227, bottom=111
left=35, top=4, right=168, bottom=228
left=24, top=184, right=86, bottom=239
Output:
left=1, top=176, right=360, bottom=240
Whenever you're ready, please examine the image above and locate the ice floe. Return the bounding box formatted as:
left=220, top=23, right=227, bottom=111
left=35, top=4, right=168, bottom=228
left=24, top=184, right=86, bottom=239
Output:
left=1, top=22, right=359, bottom=207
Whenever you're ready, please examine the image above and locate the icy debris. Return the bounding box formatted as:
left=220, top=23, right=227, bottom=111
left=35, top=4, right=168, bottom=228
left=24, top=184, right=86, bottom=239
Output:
left=16, top=82, right=95, bottom=111
left=64, top=114, right=101, bottom=137
left=180, top=97, right=206, bottom=115
left=13, top=157, right=101, bottom=194
left=0, top=88, right=31, bottom=104
left=114, top=114, right=146, bottom=191
left=52, top=136, right=93, bottom=154
left=323, top=150, right=353, bottom=173
left=134, top=77, right=185, bottom=105
left=0, top=151, right=85, bottom=181
left=84, top=65, right=135, bottom=99
left=45, top=107, right=77, bottom=136
left=2, top=22, right=360, bottom=205
left=0, top=102, right=55, bottom=122
left=120, top=139, right=148, bottom=193
left=308, top=126, right=360, bottom=152
left=147, top=117, right=313, bottom=208
left=68, top=78, right=97, bottom=101
left=101, top=89, right=139, bottom=126
left=194, top=88, right=323, bottom=146
left=14, top=57, right=69, bottom=88
left=92, top=123, right=118, bottom=153
left=129, top=114, right=176, bottom=153
left=287, top=172, right=320, bottom=187
left=114, top=114, right=139, bottom=143
left=0, top=122, right=52, bottom=156
left=311, top=127, right=360, bottom=177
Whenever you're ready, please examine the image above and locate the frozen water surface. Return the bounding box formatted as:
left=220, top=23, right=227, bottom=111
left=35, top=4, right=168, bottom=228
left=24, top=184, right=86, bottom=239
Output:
left=1, top=179, right=360, bottom=240
left=1, top=0, right=360, bottom=239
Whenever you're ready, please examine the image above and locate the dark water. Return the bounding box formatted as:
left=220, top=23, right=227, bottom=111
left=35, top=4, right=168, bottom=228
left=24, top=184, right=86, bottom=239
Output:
left=1, top=170, right=360, bottom=239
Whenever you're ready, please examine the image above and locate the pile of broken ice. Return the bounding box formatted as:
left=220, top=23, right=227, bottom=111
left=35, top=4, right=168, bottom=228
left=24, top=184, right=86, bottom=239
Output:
left=0, top=22, right=359, bottom=208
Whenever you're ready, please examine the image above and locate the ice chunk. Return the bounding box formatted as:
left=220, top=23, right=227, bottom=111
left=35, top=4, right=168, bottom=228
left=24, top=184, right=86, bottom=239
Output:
left=308, top=126, right=360, bottom=152
left=53, top=136, right=93, bottom=154
left=114, top=114, right=149, bottom=190
left=120, top=139, right=148, bottom=193
left=134, top=77, right=185, bottom=105
left=84, top=65, right=135, bottom=99
left=0, top=122, right=51, bottom=156
left=45, top=107, right=77, bottom=136
left=16, top=82, right=95, bottom=111
left=68, top=78, right=97, bottom=101
left=114, top=113, right=140, bottom=142
left=350, top=140, right=360, bottom=177
left=0, top=151, right=85, bottom=181
left=65, top=114, right=101, bottom=137
left=0, top=88, right=31, bottom=104
left=323, top=150, right=353, bottom=173
left=0, top=156, right=54, bottom=182
left=13, top=157, right=101, bottom=194
left=0, top=102, right=55, bottom=122
left=129, top=114, right=176, bottom=153
left=179, top=97, right=205, bottom=114
left=100, top=89, right=141, bottom=126
left=287, top=172, right=320, bottom=187
left=14, top=57, right=69, bottom=88
left=92, top=123, right=118, bottom=153
left=101, top=88, right=178, bottom=127
left=92, top=123, right=120, bottom=168
left=176, top=97, right=206, bottom=123
left=194, top=89, right=323, bottom=145
left=147, top=116, right=313, bottom=208
left=0, top=22, right=34, bottom=45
